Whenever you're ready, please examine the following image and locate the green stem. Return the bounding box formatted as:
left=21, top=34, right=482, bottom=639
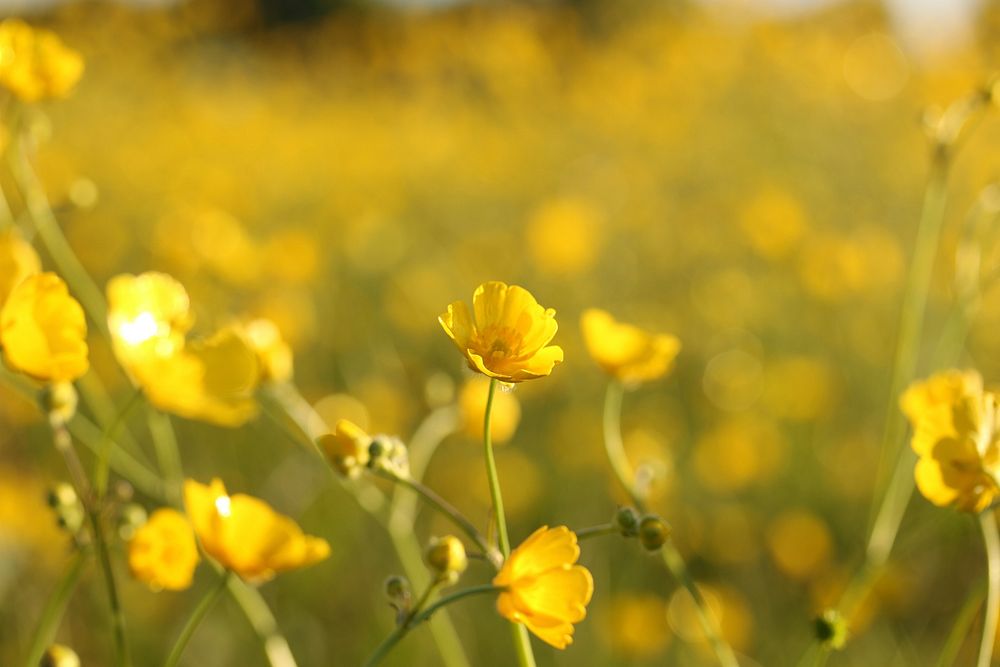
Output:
left=574, top=524, right=618, bottom=540
left=23, top=549, right=89, bottom=667
left=94, top=388, right=144, bottom=500
left=978, top=512, right=1000, bottom=667
left=146, top=408, right=184, bottom=506
left=224, top=574, right=298, bottom=667
left=377, top=470, right=499, bottom=569
left=935, top=580, right=986, bottom=667
left=165, top=571, right=232, bottom=667
left=602, top=381, right=738, bottom=667
left=482, top=378, right=536, bottom=667
left=363, top=585, right=502, bottom=667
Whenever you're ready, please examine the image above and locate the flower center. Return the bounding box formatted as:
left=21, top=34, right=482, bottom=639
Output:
left=479, top=327, right=524, bottom=362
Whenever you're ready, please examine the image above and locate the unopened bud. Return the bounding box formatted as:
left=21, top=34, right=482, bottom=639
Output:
left=118, top=503, right=148, bottom=541
left=814, top=609, right=848, bottom=650
left=384, top=575, right=412, bottom=620
left=42, top=382, right=78, bottom=426
left=40, top=644, right=80, bottom=667
left=425, top=535, right=467, bottom=583
left=47, top=483, right=84, bottom=535
left=638, top=515, right=670, bottom=552
left=615, top=507, right=640, bottom=538
left=369, top=435, right=410, bottom=478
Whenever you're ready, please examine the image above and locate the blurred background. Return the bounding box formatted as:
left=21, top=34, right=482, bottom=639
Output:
left=0, top=0, right=999, bottom=665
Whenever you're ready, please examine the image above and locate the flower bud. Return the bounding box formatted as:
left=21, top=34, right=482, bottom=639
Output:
left=47, top=483, right=84, bottom=535
left=384, top=575, right=412, bottom=619
left=638, top=515, right=670, bottom=552
left=369, top=435, right=410, bottom=478
left=615, top=506, right=640, bottom=538
left=40, top=644, right=80, bottom=667
left=814, top=609, right=848, bottom=650
left=317, top=419, right=371, bottom=478
left=42, top=381, right=78, bottom=426
left=425, top=535, right=467, bottom=583
left=118, top=502, right=148, bottom=541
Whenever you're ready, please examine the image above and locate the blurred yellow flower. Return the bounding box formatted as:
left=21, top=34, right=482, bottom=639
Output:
left=0, top=228, right=40, bottom=306
left=493, top=525, right=593, bottom=649
left=184, top=478, right=330, bottom=582
left=459, top=376, right=521, bottom=443
left=766, top=509, right=832, bottom=580
left=0, top=272, right=88, bottom=382
left=901, top=369, right=999, bottom=513
left=317, top=418, right=372, bottom=478
left=136, top=326, right=260, bottom=427
left=107, top=272, right=192, bottom=373
left=0, top=19, right=83, bottom=102
left=581, top=309, right=680, bottom=386
left=127, top=508, right=200, bottom=591
left=241, top=318, right=293, bottom=383
left=439, top=281, right=563, bottom=383
left=526, top=197, right=603, bottom=275
left=601, top=594, right=671, bottom=658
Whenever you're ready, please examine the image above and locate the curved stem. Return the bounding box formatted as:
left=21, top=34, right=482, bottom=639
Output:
left=94, top=388, right=144, bottom=500
left=23, top=549, right=89, bottom=667
left=602, top=381, right=738, bottom=667
left=364, top=585, right=502, bottom=667
left=165, top=571, right=232, bottom=667
left=224, top=574, right=298, bottom=667
left=978, top=512, right=1000, bottom=667
left=574, top=524, right=618, bottom=541
left=935, top=580, right=985, bottom=667
left=146, top=408, right=184, bottom=506
left=377, top=470, right=500, bottom=569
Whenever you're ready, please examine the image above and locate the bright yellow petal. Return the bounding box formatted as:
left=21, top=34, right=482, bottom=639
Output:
left=472, top=281, right=510, bottom=330
left=439, top=300, right=473, bottom=351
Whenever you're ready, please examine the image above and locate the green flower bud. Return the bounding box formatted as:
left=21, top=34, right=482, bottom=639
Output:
left=814, top=609, right=848, bottom=650
left=615, top=506, right=640, bottom=537
left=42, top=382, right=78, bottom=426
left=638, top=515, right=670, bottom=551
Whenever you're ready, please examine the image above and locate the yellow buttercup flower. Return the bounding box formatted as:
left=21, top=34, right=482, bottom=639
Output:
left=901, top=369, right=1000, bottom=513
left=317, top=418, right=372, bottom=478
left=107, top=272, right=192, bottom=373
left=184, top=478, right=330, bottom=582
left=0, top=19, right=83, bottom=102
left=0, top=228, right=40, bottom=307
left=458, top=376, right=521, bottom=443
left=439, top=281, right=563, bottom=383
left=493, top=525, right=594, bottom=649
left=241, top=318, right=293, bottom=383
left=581, top=309, right=680, bottom=386
left=127, top=508, right=200, bottom=591
left=0, top=272, right=88, bottom=382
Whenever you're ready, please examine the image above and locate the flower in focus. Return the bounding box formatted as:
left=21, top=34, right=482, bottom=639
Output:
left=127, top=508, right=200, bottom=591
left=317, top=418, right=372, bottom=478
left=581, top=309, right=680, bottom=386
left=459, top=376, right=521, bottom=443
left=439, top=281, right=563, bottom=383
left=107, top=272, right=192, bottom=373
left=901, top=369, right=1000, bottom=513
left=493, top=525, right=594, bottom=649
left=241, top=318, right=293, bottom=383
left=0, top=19, right=84, bottom=102
left=0, top=272, right=88, bottom=382
left=0, top=228, right=40, bottom=306
left=184, top=478, right=330, bottom=582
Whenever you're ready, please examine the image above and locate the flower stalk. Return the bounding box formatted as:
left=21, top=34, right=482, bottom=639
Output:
left=979, top=511, right=1000, bottom=667
left=165, top=571, right=232, bottom=667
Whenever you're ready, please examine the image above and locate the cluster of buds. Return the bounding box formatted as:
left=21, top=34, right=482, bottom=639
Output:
left=614, top=506, right=671, bottom=552
left=47, top=483, right=84, bottom=537
left=318, top=419, right=409, bottom=480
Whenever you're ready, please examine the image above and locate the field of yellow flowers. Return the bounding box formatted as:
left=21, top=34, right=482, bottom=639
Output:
left=0, top=1, right=999, bottom=666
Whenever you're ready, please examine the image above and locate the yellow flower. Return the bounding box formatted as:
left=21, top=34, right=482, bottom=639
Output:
left=425, top=535, right=468, bottom=582
left=184, top=478, right=330, bottom=582
left=107, top=272, right=192, bottom=373
left=901, top=369, right=1000, bottom=513
left=136, top=326, right=260, bottom=427
left=241, top=318, right=293, bottom=383
left=0, top=20, right=83, bottom=102
left=493, top=526, right=594, bottom=649
left=0, top=272, right=87, bottom=382
left=317, top=418, right=372, bottom=478
left=458, top=376, right=521, bottom=443
left=439, top=281, right=563, bottom=383
left=581, top=309, right=680, bottom=386
left=0, top=228, right=40, bottom=307
left=127, top=508, right=200, bottom=591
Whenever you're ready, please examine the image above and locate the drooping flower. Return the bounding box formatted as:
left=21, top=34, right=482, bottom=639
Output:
left=0, top=272, right=88, bottom=382
left=0, top=228, right=40, bottom=307
left=581, top=309, right=680, bottom=386
left=0, top=19, right=83, bottom=102
left=184, top=478, right=330, bottom=582
left=317, top=418, right=372, bottom=478
left=127, top=508, right=200, bottom=591
left=493, top=526, right=594, bottom=649
left=439, top=281, right=563, bottom=383
left=900, top=369, right=1000, bottom=513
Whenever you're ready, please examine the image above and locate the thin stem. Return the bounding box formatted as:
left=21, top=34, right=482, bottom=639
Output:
left=602, top=380, right=738, bottom=667
left=94, top=388, right=144, bottom=500
left=23, top=549, right=89, bottom=667
left=482, top=378, right=536, bottom=667
left=146, top=408, right=183, bottom=506
left=376, top=470, right=500, bottom=569
left=935, top=580, right=985, bottom=667
left=224, top=574, right=298, bottom=667
left=978, top=511, right=1000, bottom=667
left=574, top=524, right=619, bottom=540
left=165, top=571, right=232, bottom=667
left=364, top=585, right=502, bottom=667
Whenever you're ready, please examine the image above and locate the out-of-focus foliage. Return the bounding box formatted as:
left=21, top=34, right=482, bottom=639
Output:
left=1, top=0, right=999, bottom=665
